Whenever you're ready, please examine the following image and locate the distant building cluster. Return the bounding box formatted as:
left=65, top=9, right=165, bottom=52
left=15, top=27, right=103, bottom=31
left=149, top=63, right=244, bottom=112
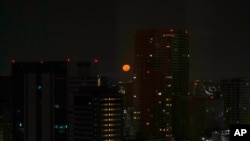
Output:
left=1, top=29, right=250, bottom=141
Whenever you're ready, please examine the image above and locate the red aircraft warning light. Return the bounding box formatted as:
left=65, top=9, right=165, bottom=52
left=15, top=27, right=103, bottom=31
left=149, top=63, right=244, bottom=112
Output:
left=11, top=59, right=16, bottom=63
left=66, top=58, right=71, bottom=62
left=94, top=58, right=99, bottom=63
left=40, top=60, right=44, bottom=64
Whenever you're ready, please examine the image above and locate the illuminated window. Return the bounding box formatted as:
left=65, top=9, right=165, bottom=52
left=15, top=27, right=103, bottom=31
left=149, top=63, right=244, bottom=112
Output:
left=166, top=45, right=171, bottom=48
left=37, top=85, right=42, bottom=90
left=19, top=123, right=23, bottom=127
left=54, top=105, right=60, bottom=109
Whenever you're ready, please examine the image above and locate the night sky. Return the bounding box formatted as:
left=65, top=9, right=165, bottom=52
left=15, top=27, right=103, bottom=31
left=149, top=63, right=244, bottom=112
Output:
left=1, top=0, right=250, bottom=81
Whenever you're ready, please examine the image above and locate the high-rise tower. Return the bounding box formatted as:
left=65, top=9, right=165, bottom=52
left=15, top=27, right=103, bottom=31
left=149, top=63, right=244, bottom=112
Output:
left=11, top=59, right=100, bottom=141
left=0, top=75, right=12, bottom=141
left=11, top=61, right=68, bottom=141
left=222, top=78, right=250, bottom=128
left=134, top=29, right=189, bottom=140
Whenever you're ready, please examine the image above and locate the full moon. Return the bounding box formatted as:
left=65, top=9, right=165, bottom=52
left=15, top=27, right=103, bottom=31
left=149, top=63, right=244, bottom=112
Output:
left=122, top=64, right=130, bottom=72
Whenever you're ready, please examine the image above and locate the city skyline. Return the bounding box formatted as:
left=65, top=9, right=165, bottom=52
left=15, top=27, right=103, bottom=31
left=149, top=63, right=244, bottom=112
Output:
left=2, top=35, right=250, bottom=140
left=2, top=1, right=250, bottom=140
left=1, top=1, right=250, bottom=81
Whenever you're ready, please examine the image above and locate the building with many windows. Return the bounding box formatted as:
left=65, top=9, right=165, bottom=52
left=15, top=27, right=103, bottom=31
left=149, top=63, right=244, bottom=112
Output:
left=11, top=59, right=102, bottom=141
left=133, top=29, right=189, bottom=140
left=10, top=57, right=123, bottom=141
left=69, top=81, right=123, bottom=141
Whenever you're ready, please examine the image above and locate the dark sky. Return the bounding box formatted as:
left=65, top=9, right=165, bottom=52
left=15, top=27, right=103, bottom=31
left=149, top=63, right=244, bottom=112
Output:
left=1, top=0, right=250, bottom=81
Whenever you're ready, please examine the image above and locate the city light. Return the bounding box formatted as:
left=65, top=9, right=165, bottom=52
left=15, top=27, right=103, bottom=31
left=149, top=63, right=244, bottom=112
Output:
left=94, top=58, right=99, bottom=63
left=40, top=60, right=44, bottom=64
left=37, top=85, right=42, bottom=90
left=66, top=58, right=71, bottom=62
left=11, top=59, right=16, bottom=63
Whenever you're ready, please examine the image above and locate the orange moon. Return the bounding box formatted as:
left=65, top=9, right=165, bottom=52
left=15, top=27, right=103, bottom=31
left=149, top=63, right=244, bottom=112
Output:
left=122, top=64, right=130, bottom=72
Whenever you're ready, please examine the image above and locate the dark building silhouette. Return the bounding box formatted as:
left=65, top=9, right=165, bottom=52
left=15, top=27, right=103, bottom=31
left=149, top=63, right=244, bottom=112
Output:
left=221, top=78, right=250, bottom=128
left=192, top=80, right=224, bottom=132
left=11, top=59, right=102, bottom=141
left=0, top=75, right=12, bottom=141
left=133, top=29, right=189, bottom=140
left=11, top=61, right=68, bottom=141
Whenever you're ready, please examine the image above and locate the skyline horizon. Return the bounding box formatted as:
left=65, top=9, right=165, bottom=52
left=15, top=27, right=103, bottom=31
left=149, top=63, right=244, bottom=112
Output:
left=1, top=1, right=250, bottom=81
left=2, top=55, right=250, bottom=82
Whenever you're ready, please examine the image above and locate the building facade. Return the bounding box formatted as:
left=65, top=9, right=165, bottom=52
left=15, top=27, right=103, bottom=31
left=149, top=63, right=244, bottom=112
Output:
left=221, top=78, right=250, bottom=128
left=134, top=29, right=189, bottom=140
left=0, top=75, right=12, bottom=141
left=11, top=61, right=68, bottom=141
left=69, top=82, right=123, bottom=141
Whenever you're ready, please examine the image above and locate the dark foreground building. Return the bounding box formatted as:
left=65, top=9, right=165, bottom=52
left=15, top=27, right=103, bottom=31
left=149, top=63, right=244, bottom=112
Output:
left=11, top=59, right=108, bottom=141
left=0, top=75, right=12, bottom=141
left=222, top=78, right=250, bottom=128
left=11, top=61, right=68, bottom=141
left=69, top=80, right=123, bottom=141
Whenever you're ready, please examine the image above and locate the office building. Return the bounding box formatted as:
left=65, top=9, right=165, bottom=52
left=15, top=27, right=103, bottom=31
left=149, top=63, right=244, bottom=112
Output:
left=0, top=75, right=12, bottom=141
left=11, top=61, right=68, bottom=141
left=134, top=29, right=189, bottom=140
left=221, top=78, right=250, bottom=128
left=11, top=58, right=102, bottom=141
left=69, top=79, right=123, bottom=141
left=192, top=80, right=224, bottom=130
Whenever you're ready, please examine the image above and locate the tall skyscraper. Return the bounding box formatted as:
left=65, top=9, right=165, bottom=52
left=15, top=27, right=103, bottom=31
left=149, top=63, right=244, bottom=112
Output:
left=11, top=59, right=100, bottom=141
left=134, top=29, right=189, bottom=140
left=0, top=75, right=12, bottom=141
left=11, top=61, right=68, bottom=141
left=221, top=78, right=250, bottom=128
